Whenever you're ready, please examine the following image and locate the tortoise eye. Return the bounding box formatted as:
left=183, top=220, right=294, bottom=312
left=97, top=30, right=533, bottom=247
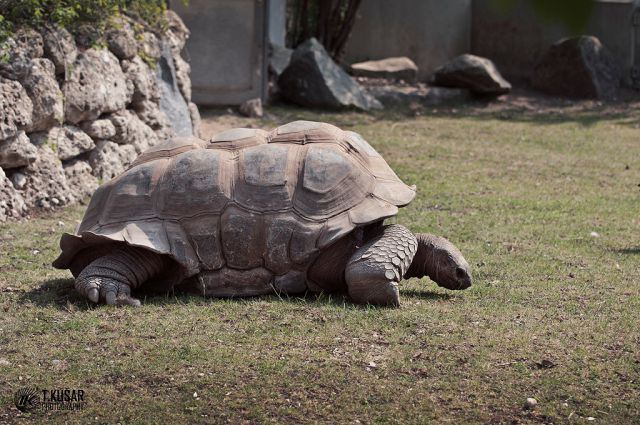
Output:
left=456, top=267, right=467, bottom=279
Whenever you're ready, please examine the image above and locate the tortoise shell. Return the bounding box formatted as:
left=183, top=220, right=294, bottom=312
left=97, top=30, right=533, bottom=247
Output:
left=53, top=121, right=416, bottom=288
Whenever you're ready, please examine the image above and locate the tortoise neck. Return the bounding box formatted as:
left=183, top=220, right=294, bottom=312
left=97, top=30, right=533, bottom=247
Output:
left=404, top=234, right=439, bottom=280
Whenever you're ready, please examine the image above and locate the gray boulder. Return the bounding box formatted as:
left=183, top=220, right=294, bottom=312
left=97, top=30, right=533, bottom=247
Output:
left=239, top=98, right=263, bottom=118
left=64, top=159, right=99, bottom=199
left=0, top=132, right=38, bottom=169
left=17, top=142, right=74, bottom=210
left=433, top=54, right=511, bottom=96
left=107, top=110, right=159, bottom=154
left=0, top=27, right=44, bottom=80
left=157, top=43, right=193, bottom=136
left=350, top=57, right=418, bottom=82
left=106, top=17, right=137, bottom=60
left=0, top=167, right=27, bottom=221
left=31, top=126, right=95, bottom=161
left=63, top=48, right=133, bottom=123
left=0, top=79, right=33, bottom=140
left=89, top=140, right=138, bottom=181
left=532, top=36, right=620, bottom=99
left=138, top=32, right=162, bottom=61
left=20, top=58, right=64, bottom=132
left=80, top=119, right=117, bottom=140
left=42, top=25, right=78, bottom=75
left=278, top=38, right=382, bottom=111
left=122, top=55, right=161, bottom=106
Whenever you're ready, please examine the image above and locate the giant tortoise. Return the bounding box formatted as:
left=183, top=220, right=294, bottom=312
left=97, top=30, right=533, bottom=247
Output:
left=53, top=121, right=472, bottom=306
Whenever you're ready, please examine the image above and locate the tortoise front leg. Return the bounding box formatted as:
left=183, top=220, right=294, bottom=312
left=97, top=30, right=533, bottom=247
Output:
left=345, top=224, right=418, bottom=306
left=75, top=246, right=169, bottom=306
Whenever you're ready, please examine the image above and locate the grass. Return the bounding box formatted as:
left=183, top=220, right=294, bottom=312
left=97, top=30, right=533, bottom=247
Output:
left=1, top=105, right=639, bottom=424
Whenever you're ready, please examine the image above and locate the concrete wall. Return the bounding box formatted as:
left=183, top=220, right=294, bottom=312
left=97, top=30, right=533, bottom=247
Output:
left=472, top=0, right=639, bottom=86
left=172, top=0, right=267, bottom=105
left=268, top=0, right=287, bottom=47
left=343, top=0, right=472, bottom=81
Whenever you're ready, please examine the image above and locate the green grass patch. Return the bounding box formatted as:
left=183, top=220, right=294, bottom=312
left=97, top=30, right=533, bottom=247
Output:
left=1, top=107, right=638, bottom=423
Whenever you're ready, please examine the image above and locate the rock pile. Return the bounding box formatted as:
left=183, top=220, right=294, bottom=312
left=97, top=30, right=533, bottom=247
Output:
left=0, top=12, right=199, bottom=221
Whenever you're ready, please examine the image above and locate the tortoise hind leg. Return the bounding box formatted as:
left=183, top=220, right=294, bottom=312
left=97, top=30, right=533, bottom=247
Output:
left=75, top=246, right=169, bottom=306
left=345, top=225, right=418, bottom=306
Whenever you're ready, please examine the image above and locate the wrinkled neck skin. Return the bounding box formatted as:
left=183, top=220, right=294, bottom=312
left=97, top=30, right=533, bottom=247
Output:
left=404, top=234, right=442, bottom=280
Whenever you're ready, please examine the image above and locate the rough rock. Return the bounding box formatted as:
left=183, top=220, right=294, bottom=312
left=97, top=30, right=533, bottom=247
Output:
left=89, top=140, right=137, bottom=181
left=188, top=102, right=201, bottom=138
left=269, top=43, right=292, bottom=77
left=74, top=24, right=101, bottom=49
left=433, top=54, right=511, bottom=95
left=31, top=126, right=95, bottom=161
left=239, top=98, right=263, bottom=118
left=80, top=119, right=116, bottom=140
left=0, top=79, right=33, bottom=140
left=41, top=25, right=78, bottom=75
left=133, top=100, right=175, bottom=141
left=350, top=57, right=418, bottom=82
left=368, top=84, right=471, bottom=107
left=0, top=167, right=27, bottom=221
left=174, top=54, right=192, bottom=102
left=0, top=27, right=44, bottom=80
left=107, top=110, right=159, bottom=154
left=9, top=171, right=27, bottom=190
left=18, top=142, right=74, bottom=209
left=63, top=48, right=132, bottom=123
left=0, top=132, right=37, bottom=169
left=166, top=10, right=190, bottom=53
left=20, top=58, right=64, bottom=132
left=157, top=43, right=193, bottom=136
left=532, top=36, right=620, bottom=99
left=122, top=55, right=160, bottom=106
left=138, top=32, right=162, bottom=61
left=106, top=17, right=137, bottom=60
left=64, top=159, right=99, bottom=199
left=278, top=38, right=382, bottom=111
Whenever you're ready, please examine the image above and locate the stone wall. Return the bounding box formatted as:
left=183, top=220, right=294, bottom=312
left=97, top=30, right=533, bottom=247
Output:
left=0, top=11, right=200, bottom=222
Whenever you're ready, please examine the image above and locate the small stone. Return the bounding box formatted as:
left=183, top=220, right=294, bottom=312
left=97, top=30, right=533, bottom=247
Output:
left=368, top=361, right=377, bottom=369
left=590, top=231, right=600, bottom=238
left=524, top=397, right=538, bottom=409
left=192, top=392, right=198, bottom=398
left=32, top=249, right=40, bottom=255
left=10, top=172, right=27, bottom=190
left=57, top=221, right=65, bottom=226
left=239, top=98, right=263, bottom=118
left=0, top=359, right=10, bottom=366
left=586, top=417, right=595, bottom=421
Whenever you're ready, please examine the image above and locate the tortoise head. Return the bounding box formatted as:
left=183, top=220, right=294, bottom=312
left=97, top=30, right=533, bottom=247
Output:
left=405, top=234, right=472, bottom=290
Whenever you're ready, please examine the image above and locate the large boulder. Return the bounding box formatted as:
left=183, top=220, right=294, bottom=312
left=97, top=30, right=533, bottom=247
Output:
left=532, top=36, right=620, bottom=99
left=122, top=55, right=161, bottom=106
left=106, top=17, right=137, bottom=60
left=0, top=78, right=33, bottom=140
left=350, top=57, right=418, bottom=82
left=62, top=48, right=133, bottom=123
left=433, top=54, right=511, bottom=96
left=20, top=58, right=64, bottom=132
left=17, top=141, right=75, bottom=210
left=278, top=38, right=382, bottom=111
left=31, top=126, right=95, bottom=161
left=0, top=27, right=43, bottom=80
left=0, top=132, right=37, bottom=169
left=64, top=159, right=99, bottom=199
left=89, top=140, right=137, bottom=181
left=107, top=110, right=159, bottom=154
left=41, top=25, right=78, bottom=75
left=0, top=167, right=27, bottom=221
left=157, top=43, right=193, bottom=136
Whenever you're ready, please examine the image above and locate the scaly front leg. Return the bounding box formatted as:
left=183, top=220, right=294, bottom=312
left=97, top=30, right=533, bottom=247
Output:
left=345, top=224, right=418, bottom=306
